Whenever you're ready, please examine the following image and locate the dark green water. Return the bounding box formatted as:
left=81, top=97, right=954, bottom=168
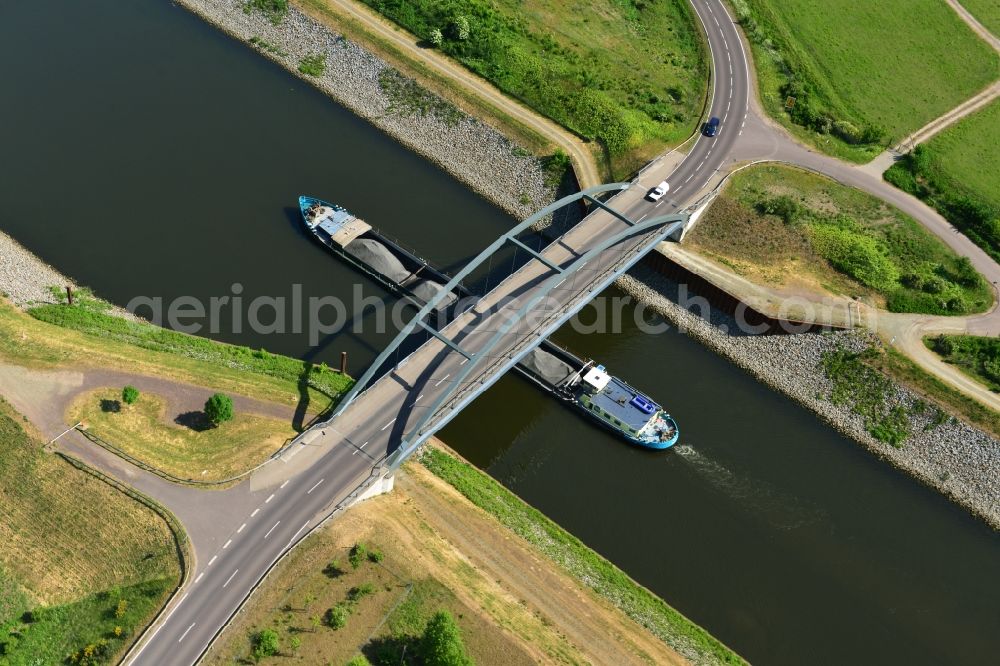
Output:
left=1, top=2, right=997, bottom=664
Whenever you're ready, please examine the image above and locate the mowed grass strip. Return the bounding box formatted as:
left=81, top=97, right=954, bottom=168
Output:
left=0, top=399, right=179, bottom=609
left=419, top=446, right=746, bottom=665
left=0, top=296, right=350, bottom=413
left=961, top=0, right=1000, bottom=36
left=354, top=0, right=707, bottom=177
left=687, top=164, right=992, bottom=314
left=915, top=99, right=1000, bottom=208
left=884, top=100, right=1000, bottom=259
left=68, top=389, right=296, bottom=482
left=736, top=0, right=998, bottom=159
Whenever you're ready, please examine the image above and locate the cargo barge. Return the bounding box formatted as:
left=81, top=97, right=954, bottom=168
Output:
left=300, top=195, right=678, bottom=449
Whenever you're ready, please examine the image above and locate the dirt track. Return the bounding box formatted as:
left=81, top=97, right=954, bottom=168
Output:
left=296, top=0, right=602, bottom=189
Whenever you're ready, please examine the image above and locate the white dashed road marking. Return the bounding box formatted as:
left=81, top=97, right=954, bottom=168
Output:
left=208, top=555, right=217, bottom=567
left=222, top=539, right=231, bottom=549
left=264, top=521, right=281, bottom=539
left=250, top=508, right=260, bottom=518
left=237, top=523, right=246, bottom=533
left=223, top=569, right=239, bottom=588
left=435, top=373, right=451, bottom=387
left=178, top=623, right=196, bottom=643
left=265, top=494, right=275, bottom=503
left=380, top=418, right=396, bottom=431
left=307, top=478, right=325, bottom=494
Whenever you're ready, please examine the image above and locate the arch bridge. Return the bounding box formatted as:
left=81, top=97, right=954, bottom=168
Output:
left=321, top=183, right=688, bottom=471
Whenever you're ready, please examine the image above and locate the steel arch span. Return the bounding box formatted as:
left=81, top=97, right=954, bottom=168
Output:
left=324, top=185, right=687, bottom=470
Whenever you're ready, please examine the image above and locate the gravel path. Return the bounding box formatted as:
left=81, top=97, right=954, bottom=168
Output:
left=176, top=0, right=554, bottom=220
left=618, top=266, right=1000, bottom=529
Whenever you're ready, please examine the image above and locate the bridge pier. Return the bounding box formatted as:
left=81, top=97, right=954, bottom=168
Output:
left=350, top=471, right=395, bottom=505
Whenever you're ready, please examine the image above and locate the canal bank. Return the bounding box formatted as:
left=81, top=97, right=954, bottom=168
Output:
left=2, top=1, right=999, bottom=664
left=173, top=0, right=556, bottom=220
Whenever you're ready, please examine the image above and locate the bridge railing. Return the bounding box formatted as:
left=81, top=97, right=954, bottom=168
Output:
left=384, top=214, right=686, bottom=470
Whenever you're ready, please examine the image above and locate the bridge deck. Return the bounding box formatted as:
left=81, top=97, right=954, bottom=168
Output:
left=326, top=182, right=685, bottom=469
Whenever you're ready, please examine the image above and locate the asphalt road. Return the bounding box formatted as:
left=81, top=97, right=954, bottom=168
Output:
left=126, top=1, right=752, bottom=663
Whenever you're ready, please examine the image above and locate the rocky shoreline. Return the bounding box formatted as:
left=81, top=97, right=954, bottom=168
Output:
left=174, top=0, right=553, bottom=220
left=0, top=230, right=77, bottom=307
left=618, top=266, right=1000, bottom=529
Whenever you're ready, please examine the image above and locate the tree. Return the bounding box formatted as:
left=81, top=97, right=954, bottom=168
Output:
left=345, top=656, right=371, bottom=666
left=122, top=385, right=139, bottom=405
left=325, top=604, right=350, bottom=630
left=251, top=629, right=280, bottom=661
left=204, top=393, right=234, bottom=426
left=420, top=611, right=473, bottom=666
left=429, top=28, right=443, bottom=47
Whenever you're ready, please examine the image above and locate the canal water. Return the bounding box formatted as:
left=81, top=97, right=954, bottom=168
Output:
left=1, top=2, right=997, bottom=664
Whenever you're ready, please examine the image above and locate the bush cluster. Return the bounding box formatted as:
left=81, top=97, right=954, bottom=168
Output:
left=749, top=184, right=989, bottom=315
left=244, top=0, right=288, bottom=25
left=885, top=145, right=1000, bottom=261
left=361, top=0, right=697, bottom=159
left=929, top=334, right=1000, bottom=390
left=820, top=347, right=912, bottom=446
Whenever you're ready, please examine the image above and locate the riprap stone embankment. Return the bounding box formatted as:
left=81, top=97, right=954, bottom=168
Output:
left=175, top=0, right=553, bottom=220
left=618, top=266, right=1000, bottom=529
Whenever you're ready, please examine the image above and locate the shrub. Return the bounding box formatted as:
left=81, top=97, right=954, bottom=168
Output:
left=452, top=15, right=470, bottom=40
left=325, top=603, right=351, bottom=630
left=428, top=28, right=443, bottom=47
left=345, top=655, right=372, bottom=666
left=323, top=560, right=345, bottom=578
left=298, top=53, right=327, bottom=77
left=367, top=548, right=384, bottom=563
left=420, top=611, right=473, bottom=666
left=114, top=599, right=128, bottom=619
left=244, top=0, right=288, bottom=25
left=121, top=385, right=139, bottom=405
left=756, top=195, right=803, bottom=224
left=810, top=224, right=900, bottom=291
left=932, top=335, right=955, bottom=357
left=348, top=543, right=368, bottom=569
left=832, top=119, right=862, bottom=144
left=251, top=628, right=280, bottom=661
left=347, top=583, right=374, bottom=603
left=204, top=393, right=234, bottom=426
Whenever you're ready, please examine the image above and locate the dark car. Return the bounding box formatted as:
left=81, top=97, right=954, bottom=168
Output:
left=704, top=116, right=720, bottom=137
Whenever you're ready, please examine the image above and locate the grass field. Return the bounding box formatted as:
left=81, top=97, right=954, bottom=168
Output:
left=732, top=0, right=999, bottom=161
left=68, top=389, right=297, bottom=482
left=926, top=334, right=1000, bottom=393
left=0, top=399, right=179, bottom=662
left=687, top=164, right=992, bottom=314
left=0, top=295, right=350, bottom=415
left=962, top=0, right=1000, bottom=36
left=352, top=0, right=707, bottom=177
left=885, top=100, right=1000, bottom=260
